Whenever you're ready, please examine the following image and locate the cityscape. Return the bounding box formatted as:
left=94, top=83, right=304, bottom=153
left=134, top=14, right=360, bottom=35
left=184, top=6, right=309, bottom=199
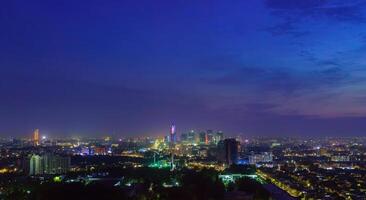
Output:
left=0, top=128, right=365, bottom=199
left=2, top=0, right=366, bottom=200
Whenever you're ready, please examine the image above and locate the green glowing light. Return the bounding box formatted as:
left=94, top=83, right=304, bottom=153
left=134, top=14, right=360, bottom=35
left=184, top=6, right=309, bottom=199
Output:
left=148, top=160, right=171, bottom=168
left=53, top=176, right=62, bottom=182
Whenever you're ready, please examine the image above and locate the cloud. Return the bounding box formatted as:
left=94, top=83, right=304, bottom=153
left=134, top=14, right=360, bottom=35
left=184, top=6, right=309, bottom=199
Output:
left=201, top=64, right=366, bottom=118
left=264, top=22, right=310, bottom=37
left=266, top=0, right=327, bottom=10
left=264, top=0, right=366, bottom=37
left=208, top=66, right=350, bottom=95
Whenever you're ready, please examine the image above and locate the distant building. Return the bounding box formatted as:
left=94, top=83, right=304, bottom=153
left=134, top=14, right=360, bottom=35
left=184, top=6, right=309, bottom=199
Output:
left=181, top=133, right=188, bottom=142
left=331, top=155, right=350, bottom=162
left=81, top=146, right=91, bottom=155
left=206, top=130, right=214, bottom=144
left=94, top=146, right=107, bottom=155
left=29, top=154, right=43, bottom=175
left=27, top=154, right=70, bottom=175
left=248, top=152, right=273, bottom=165
left=164, top=135, right=170, bottom=144
left=214, top=131, right=224, bottom=144
left=187, top=130, right=198, bottom=144
left=43, top=154, right=70, bottom=174
left=199, top=132, right=207, bottom=144
left=33, top=129, right=40, bottom=146
left=217, top=138, right=239, bottom=165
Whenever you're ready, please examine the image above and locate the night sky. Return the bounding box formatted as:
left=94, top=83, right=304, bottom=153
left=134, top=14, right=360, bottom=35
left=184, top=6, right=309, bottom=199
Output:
left=1, top=0, right=366, bottom=137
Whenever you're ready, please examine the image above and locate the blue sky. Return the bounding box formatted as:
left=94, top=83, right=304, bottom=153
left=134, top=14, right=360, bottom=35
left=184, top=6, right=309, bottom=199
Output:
left=1, top=0, right=366, bottom=137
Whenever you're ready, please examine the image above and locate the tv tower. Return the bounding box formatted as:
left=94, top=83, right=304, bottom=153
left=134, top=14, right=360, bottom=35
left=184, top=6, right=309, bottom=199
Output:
left=170, top=124, right=176, bottom=144
left=170, top=124, right=176, bottom=171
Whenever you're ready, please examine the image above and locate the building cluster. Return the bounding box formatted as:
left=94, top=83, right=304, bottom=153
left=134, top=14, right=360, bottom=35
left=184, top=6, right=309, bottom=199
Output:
left=180, top=130, right=224, bottom=145
left=24, top=153, right=70, bottom=175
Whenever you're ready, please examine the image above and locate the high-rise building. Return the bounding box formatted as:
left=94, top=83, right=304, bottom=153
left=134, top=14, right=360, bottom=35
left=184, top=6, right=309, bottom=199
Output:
left=27, top=154, right=70, bottom=175
left=33, top=129, right=40, bottom=146
left=214, top=131, right=224, bottom=144
left=43, top=154, right=71, bottom=174
left=207, top=130, right=214, bottom=144
left=181, top=130, right=196, bottom=144
left=188, top=130, right=196, bottom=143
left=217, top=138, right=239, bottom=165
left=199, top=131, right=207, bottom=144
left=181, top=133, right=188, bottom=143
left=29, top=154, right=43, bottom=175
left=164, top=135, right=170, bottom=144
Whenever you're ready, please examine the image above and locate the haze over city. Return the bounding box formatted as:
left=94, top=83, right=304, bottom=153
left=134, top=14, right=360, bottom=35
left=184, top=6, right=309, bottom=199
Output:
left=2, top=0, right=366, bottom=137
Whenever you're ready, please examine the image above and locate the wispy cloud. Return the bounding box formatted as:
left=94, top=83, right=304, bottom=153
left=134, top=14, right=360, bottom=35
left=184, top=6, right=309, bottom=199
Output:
left=264, top=0, right=366, bottom=36
left=203, top=64, right=366, bottom=118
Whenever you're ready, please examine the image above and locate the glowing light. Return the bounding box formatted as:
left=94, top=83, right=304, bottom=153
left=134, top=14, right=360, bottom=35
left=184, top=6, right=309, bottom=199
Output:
left=53, top=176, right=62, bottom=182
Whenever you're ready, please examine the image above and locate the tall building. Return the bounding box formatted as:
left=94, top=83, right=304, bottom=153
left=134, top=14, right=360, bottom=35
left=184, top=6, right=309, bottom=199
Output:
left=29, top=154, right=44, bottom=175
left=214, top=131, right=224, bottom=144
left=181, top=133, right=188, bottom=143
left=207, top=130, right=214, bottom=144
left=217, top=138, right=239, bottom=165
left=199, top=131, right=207, bottom=144
left=33, top=129, right=40, bottom=146
left=170, top=124, right=176, bottom=144
left=43, top=154, right=71, bottom=174
left=187, top=130, right=196, bottom=144
left=181, top=130, right=196, bottom=144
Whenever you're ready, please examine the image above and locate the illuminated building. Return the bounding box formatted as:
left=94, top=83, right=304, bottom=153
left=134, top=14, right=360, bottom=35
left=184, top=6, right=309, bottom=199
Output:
left=28, top=154, right=70, bottom=175
left=29, top=154, right=43, bottom=175
left=319, top=148, right=329, bottom=156
left=33, top=129, right=40, bottom=146
left=206, top=130, right=214, bottom=144
left=43, top=154, right=70, bottom=174
left=94, top=146, right=107, bottom=155
left=331, top=154, right=350, bottom=162
left=81, top=147, right=91, bottom=155
left=164, top=135, right=170, bottom=144
left=213, top=131, right=224, bottom=144
left=180, top=130, right=196, bottom=144
left=248, top=152, right=273, bottom=165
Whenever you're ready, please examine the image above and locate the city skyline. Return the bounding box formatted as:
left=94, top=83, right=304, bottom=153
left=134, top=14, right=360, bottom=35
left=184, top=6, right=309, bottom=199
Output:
left=2, top=0, right=366, bottom=137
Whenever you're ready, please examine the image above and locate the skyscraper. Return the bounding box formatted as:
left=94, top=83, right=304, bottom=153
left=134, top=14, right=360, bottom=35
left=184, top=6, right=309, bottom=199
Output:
left=217, top=138, right=239, bottom=165
left=213, top=131, right=224, bottom=144
left=33, top=129, right=40, bottom=146
left=199, top=131, right=207, bottom=144
left=207, top=130, right=214, bottom=144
